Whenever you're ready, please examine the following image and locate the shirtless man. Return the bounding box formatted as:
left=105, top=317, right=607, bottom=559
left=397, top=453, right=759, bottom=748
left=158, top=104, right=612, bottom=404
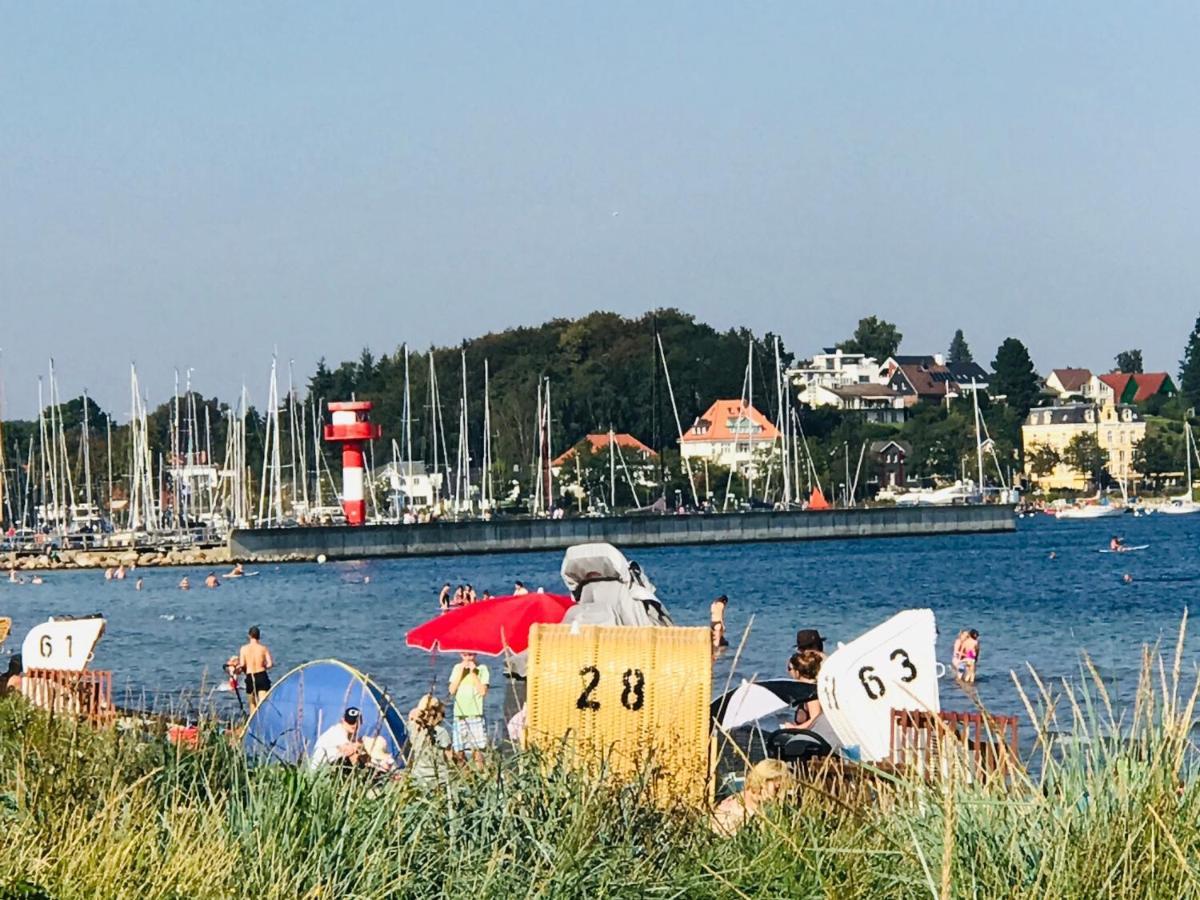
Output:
left=204, top=572, right=220, bottom=589
left=226, top=562, right=245, bottom=578
left=438, top=583, right=452, bottom=610
left=238, top=626, right=274, bottom=710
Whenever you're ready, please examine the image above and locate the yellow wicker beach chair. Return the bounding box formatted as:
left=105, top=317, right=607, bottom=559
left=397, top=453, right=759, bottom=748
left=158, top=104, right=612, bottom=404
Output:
left=527, top=624, right=713, bottom=805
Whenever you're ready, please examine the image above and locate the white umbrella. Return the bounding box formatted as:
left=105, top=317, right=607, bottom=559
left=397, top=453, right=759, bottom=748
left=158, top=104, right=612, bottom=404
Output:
left=711, top=679, right=815, bottom=730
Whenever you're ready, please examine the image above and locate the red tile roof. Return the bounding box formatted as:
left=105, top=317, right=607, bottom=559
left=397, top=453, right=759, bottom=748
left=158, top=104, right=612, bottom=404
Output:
left=1050, top=368, right=1092, bottom=392
left=1131, top=372, right=1171, bottom=401
left=552, top=433, right=657, bottom=466
left=682, top=400, right=781, bottom=443
left=1097, top=372, right=1132, bottom=401
left=1099, top=372, right=1174, bottom=403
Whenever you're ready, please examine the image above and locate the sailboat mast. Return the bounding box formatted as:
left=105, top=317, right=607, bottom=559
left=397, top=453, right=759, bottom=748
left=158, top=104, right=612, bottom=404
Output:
left=460, top=350, right=470, bottom=513
left=482, top=360, right=492, bottom=510
left=427, top=353, right=439, bottom=499
left=81, top=390, right=93, bottom=512
left=774, top=336, right=790, bottom=506
left=37, top=378, right=52, bottom=529
left=972, top=379, right=984, bottom=500
left=404, top=345, right=413, bottom=502
left=609, top=424, right=616, bottom=512
left=656, top=334, right=699, bottom=508
left=543, top=377, right=552, bottom=513
left=311, top=397, right=322, bottom=513
left=288, top=361, right=299, bottom=514
left=530, top=381, right=543, bottom=513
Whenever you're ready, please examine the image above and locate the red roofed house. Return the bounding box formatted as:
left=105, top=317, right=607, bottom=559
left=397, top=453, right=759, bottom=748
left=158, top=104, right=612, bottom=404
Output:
left=551, top=432, right=657, bottom=468
left=1095, top=372, right=1177, bottom=406
left=680, top=400, right=781, bottom=472
left=1045, top=368, right=1095, bottom=400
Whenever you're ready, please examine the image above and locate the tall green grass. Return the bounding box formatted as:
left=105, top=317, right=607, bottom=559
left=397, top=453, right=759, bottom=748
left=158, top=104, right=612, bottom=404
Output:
left=3, top=625, right=1200, bottom=898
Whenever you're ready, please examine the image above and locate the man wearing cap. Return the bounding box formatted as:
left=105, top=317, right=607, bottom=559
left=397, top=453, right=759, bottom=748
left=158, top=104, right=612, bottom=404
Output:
left=309, top=707, right=366, bottom=771
left=795, top=629, right=826, bottom=658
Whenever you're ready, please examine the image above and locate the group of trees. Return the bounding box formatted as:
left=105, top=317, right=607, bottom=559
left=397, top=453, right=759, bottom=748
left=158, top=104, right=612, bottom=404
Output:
left=9, top=307, right=1200, bottom=517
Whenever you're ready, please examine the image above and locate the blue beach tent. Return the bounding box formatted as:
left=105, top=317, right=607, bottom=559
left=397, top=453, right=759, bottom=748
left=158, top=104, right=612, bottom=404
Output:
left=243, top=658, right=407, bottom=764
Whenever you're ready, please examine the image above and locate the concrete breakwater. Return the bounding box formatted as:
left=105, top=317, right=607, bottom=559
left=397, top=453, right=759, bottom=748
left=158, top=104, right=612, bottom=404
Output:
left=230, top=504, right=1016, bottom=563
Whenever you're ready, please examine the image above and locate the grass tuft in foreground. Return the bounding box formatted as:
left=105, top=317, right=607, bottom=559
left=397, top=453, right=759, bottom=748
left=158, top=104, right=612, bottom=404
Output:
left=3, top=624, right=1200, bottom=898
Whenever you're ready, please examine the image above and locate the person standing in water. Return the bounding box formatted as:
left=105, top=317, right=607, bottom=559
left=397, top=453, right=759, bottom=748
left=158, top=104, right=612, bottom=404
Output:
left=238, top=626, right=274, bottom=710
left=438, top=583, right=451, bottom=610
left=710, top=595, right=729, bottom=649
left=959, top=629, right=980, bottom=683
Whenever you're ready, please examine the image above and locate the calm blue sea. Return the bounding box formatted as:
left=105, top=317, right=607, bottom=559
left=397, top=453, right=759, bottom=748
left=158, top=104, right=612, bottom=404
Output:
left=3, top=514, right=1198, bottom=725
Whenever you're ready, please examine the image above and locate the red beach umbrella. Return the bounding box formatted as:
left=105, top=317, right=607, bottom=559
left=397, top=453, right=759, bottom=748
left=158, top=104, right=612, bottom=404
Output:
left=405, top=592, right=574, bottom=656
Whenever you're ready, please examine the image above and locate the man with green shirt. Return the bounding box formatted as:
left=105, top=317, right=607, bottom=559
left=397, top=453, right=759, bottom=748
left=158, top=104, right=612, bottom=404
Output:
left=448, top=651, right=489, bottom=767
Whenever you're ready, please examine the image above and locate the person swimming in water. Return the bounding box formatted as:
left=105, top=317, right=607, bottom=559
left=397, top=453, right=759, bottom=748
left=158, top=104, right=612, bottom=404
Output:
left=179, top=576, right=190, bottom=590
left=205, top=572, right=220, bottom=589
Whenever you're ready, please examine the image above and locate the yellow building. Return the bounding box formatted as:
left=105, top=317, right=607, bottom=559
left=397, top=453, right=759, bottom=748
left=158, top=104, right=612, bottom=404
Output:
left=1021, top=403, right=1145, bottom=490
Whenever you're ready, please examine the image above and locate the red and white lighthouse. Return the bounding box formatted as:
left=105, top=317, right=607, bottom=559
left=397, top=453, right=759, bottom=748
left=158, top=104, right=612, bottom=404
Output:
left=323, top=401, right=382, bottom=526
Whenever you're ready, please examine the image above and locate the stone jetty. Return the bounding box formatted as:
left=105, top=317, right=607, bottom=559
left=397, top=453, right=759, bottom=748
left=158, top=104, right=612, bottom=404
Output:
left=6, top=545, right=232, bottom=572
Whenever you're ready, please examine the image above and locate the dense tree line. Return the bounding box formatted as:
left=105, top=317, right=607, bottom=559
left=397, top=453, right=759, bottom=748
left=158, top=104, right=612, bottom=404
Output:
left=306, top=309, right=790, bottom=482
left=7, top=308, right=1200, bottom=520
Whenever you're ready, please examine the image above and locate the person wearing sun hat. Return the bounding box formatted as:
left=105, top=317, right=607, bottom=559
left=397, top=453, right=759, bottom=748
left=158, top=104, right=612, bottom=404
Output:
left=309, top=706, right=366, bottom=771
left=795, top=629, right=826, bottom=657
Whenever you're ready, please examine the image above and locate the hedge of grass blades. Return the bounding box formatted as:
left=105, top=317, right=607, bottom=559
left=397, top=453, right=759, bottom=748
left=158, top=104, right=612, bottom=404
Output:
left=2, top=620, right=1200, bottom=899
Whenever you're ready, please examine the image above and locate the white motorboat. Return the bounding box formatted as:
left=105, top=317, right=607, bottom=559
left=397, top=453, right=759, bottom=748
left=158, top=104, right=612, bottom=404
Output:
left=1056, top=501, right=1126, bottom=519
left=894, top=480, right=979, bottom=507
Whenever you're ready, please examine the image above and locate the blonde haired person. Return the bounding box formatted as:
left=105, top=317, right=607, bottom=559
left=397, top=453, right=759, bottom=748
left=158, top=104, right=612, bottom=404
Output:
left=407, top=694, right=454, bottom=787
left=711, top=759, right=793, bottom=835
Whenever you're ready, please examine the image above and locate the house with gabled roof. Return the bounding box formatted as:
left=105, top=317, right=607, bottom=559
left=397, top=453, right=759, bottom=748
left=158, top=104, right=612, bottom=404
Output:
left=680, top=400, right=780, bottom=472
left=551, top=433, right=657, bottom=468
left=806, top=382, right=907, bottom=424
left=1094, top=372, right=1177, bottom=406
left=883, top=357, right=960, bottom=406
left=1044, top=368, right=1094, bottom=400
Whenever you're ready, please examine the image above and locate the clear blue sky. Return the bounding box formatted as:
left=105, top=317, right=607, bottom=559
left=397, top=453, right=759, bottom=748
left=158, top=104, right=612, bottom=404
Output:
left=3, top=3, right=1199, bottom=419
